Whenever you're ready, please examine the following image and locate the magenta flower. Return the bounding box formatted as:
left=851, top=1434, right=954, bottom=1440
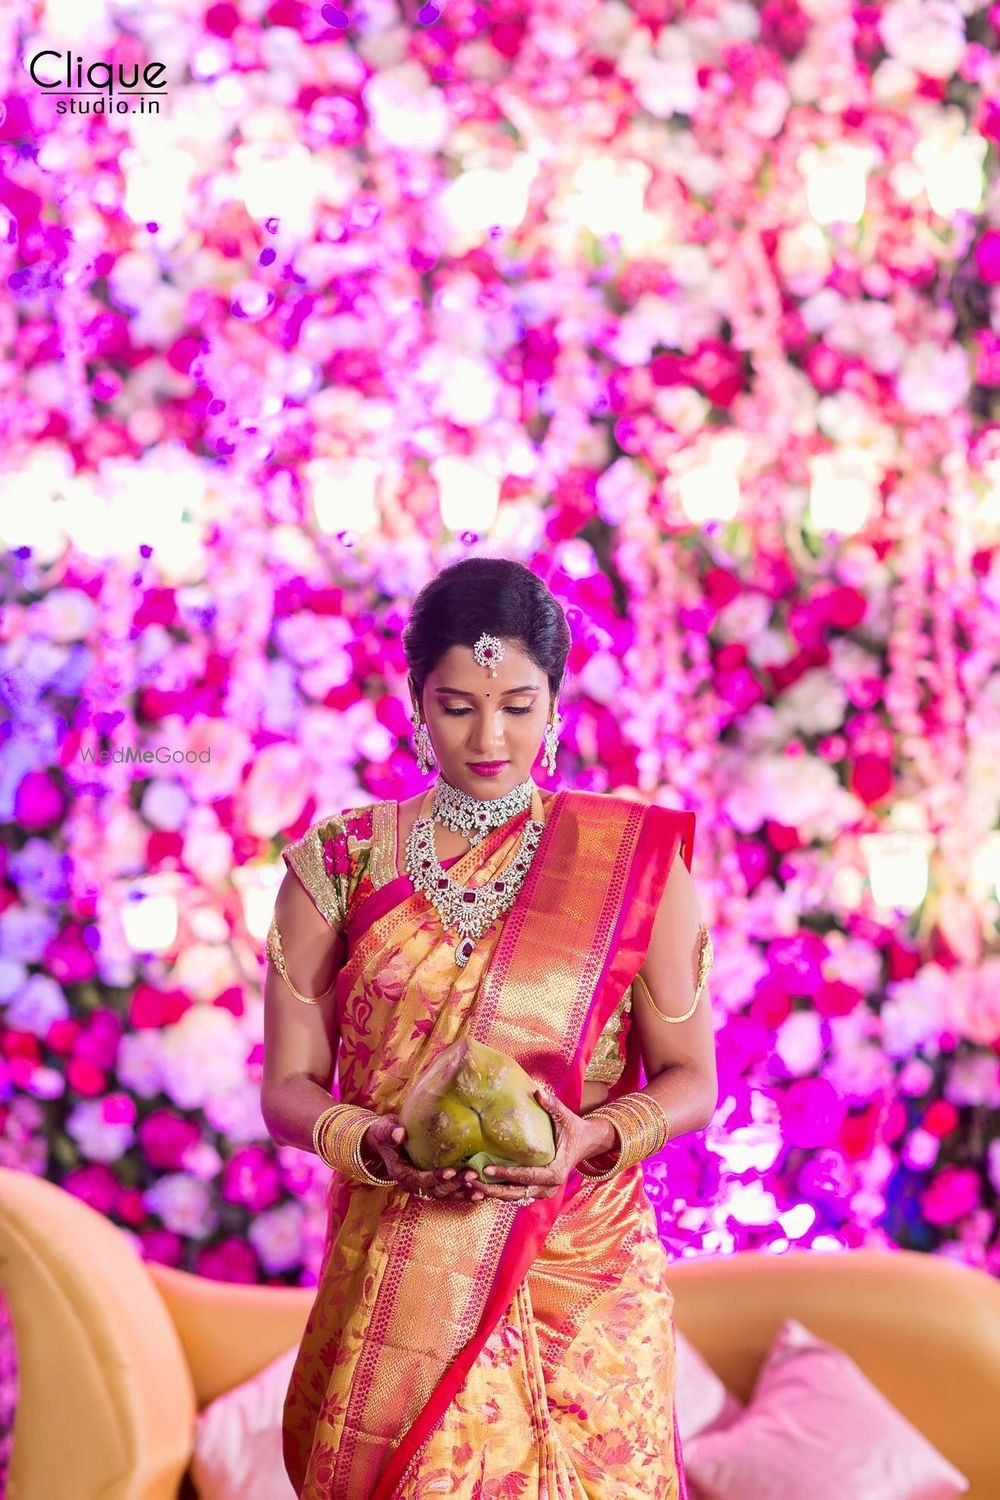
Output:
left=782, top=1078, right=847, bottom=1149
left=221, top=1145, right=282, bottom=1212
left=63, top=1164, right=119, bottom=1215
left=920, top=1166, right=982, bottom=1227
left=195, top=1236, right=259, bottom=1284
left=13, top=771, right=64, bottom=831
left=138, top=1109, right=202, bottom=1169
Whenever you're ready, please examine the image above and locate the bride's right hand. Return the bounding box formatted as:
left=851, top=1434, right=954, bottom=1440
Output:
left=364, top=1113, right=485, bottom=1202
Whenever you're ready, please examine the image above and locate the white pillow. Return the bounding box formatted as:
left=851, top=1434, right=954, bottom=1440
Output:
left=190, top=1345, right=298, bottom=1500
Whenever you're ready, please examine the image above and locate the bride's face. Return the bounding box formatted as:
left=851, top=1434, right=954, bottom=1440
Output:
left=414, top=640, right=552, bottom=798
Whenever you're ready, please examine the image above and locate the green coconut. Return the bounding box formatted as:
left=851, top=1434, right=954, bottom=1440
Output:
left=398, top=1037, right=556, bottom=1183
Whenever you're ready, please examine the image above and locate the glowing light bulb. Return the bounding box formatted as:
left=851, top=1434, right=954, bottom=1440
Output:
left=233, top=142, right=327, bottom=239
left=915, top=129, right=987, bottom=217
left=431, top=455, right=500, bottom=534
left=808, top=452, right=877, bottom=535
left=123, top=148, right=197, bottom=239
left=233, top=863, right=284, bottom=941
left=119, top=877, right=180, bottom=954
left=859, top=829, right=934, bottom=913
left=309, top=457, right=381, bottom=537
left=671, top=431, right=746, bottom=524
left=565, top=157, right=652, bottom=240
left=437, top=155, right=537, bottom=249
left=800, top=143, right=875, bottom=225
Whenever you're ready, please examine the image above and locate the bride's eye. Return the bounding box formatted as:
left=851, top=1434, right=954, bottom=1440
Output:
left=441, top=706, right=533, bottom=717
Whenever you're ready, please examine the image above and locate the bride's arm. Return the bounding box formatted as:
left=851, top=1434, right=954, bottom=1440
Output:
left=261, top=870, right=350, bottom=1155
left=576, top=853, right=719, bottom=1171
left=629, top=853, right=719, bottom=1138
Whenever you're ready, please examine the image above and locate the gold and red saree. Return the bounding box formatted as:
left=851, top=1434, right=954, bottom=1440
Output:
left=281, top=788, right=695, bottom=1500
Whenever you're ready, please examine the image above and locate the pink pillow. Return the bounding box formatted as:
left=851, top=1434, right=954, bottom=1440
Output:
left=685, top=1318, right=970, bottom=1500
left=675, top=1328, right=743, bottom=1445
left=190, top=1345, right=298, bottom=1500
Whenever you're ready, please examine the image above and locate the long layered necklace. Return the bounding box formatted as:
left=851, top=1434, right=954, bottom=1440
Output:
left=405, top=777, right=547, bottom=967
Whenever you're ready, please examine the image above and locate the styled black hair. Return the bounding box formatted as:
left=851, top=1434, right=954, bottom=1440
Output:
left=403, top=558, right=571, bottom=705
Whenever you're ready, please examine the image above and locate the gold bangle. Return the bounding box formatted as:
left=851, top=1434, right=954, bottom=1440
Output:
left=578, top=1101, right=645, bottom=1180
left=267, top=913, right=338, bottom=1006
left=577, top=1091, right=670, bottom=1179
left=316, top=1101, right=395, bottom=1186
left=608, top=1094, right=668, bottom=1161
left=313, top=1102, right=359, bottom=1158
left=633, top=925, right=713, bottom=1023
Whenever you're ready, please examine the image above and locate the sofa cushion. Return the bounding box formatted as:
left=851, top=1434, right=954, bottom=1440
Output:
left=675, top=1327, right=743, bottom=1445
left=190, top=1345, right=297, bottom=1500
left=684, top=1317, right=970, bottom=1500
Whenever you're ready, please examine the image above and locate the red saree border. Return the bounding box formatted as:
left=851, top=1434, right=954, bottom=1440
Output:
left=373, top=791, right=693, bottom=1499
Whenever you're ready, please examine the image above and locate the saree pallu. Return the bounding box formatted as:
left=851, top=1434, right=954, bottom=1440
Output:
left=282, top=789, right=695, bottom=1500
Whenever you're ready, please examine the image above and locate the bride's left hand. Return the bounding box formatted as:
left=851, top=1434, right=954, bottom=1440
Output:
left=455, top=1085, right=590, bottom=1204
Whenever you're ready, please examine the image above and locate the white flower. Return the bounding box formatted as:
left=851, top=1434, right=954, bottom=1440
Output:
left=159, top=1006, right=248, bottom=1109
left=775, top=668, right=849, bottom=737
left=363, top=62, right=450, bottom=153
left=143, top=1174, right=219, bottom=1237
left=775, top=1010, right=825, bottom=1076
left=248, top=1201, right=306, bottom=1274
left=896, top=343, right=972, bottom=416
left=595, top=458, right=653, bottom=526
left=880, top=0, right=966, bottom=80
left=721, top=754, right=859, bottom=840
left=65, top=1100, right=135, bottom=1163
left=33, top=589, right=96, bottom=643
left=880, top=971, right=949, bottom=1058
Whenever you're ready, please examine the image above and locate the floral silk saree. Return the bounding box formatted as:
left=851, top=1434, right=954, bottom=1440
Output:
left=281, top=787, right=695, bottom=1500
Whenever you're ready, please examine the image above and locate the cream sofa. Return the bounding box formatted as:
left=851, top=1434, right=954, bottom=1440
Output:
left=1, top=1166, right=998, bottom=1499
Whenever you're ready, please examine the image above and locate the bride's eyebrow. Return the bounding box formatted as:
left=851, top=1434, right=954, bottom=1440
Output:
left=433, top=685, right=541, bottom=696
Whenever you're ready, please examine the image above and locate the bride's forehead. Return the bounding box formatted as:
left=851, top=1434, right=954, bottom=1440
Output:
left=431, top=641, right=538, bottom=681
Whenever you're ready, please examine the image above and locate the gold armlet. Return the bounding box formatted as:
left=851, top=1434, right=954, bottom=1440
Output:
left=634, top=924, right=713, bottom=1023
left=266, top=913, right=338, bottom=1006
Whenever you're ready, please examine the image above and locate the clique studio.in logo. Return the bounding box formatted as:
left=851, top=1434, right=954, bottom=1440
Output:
left=29, top=50, right=168, bottom=114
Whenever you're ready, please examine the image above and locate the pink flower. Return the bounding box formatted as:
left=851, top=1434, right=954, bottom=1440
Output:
left=940, top=958, right=1000, bottom=1047
left=920, top=1165, right=981, bottom=1226
left=66, top=1058, right=107, bottom=1096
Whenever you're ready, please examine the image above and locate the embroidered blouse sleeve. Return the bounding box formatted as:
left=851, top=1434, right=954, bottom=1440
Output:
left=279, top=805, right=381, bottom=931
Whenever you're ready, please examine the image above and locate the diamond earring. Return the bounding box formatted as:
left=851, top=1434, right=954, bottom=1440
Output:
left=411, top=709, right=436, bottom=774
left=542, top=707, right=561, bottom=775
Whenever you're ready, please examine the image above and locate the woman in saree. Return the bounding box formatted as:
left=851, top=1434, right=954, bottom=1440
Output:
left=262, top=557, right=718, bottom=1500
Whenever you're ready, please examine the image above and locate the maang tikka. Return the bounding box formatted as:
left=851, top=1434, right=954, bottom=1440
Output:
left=407, top=630, right=560, bottom=774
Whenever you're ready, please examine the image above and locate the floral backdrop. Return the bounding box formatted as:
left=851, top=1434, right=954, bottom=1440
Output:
left=1, top=0, right=999, bottom=1401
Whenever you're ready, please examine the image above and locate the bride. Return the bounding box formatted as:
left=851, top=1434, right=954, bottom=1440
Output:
left=262, top=555, right=718, bottom=1499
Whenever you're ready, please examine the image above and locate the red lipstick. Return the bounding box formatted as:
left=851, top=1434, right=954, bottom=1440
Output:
left=467, top=761, right=509, bottom=777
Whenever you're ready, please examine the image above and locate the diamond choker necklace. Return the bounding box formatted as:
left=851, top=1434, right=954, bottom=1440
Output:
left=432, top=774, right=536, bottom=846
left=406, top=782, right=547, bottom=966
